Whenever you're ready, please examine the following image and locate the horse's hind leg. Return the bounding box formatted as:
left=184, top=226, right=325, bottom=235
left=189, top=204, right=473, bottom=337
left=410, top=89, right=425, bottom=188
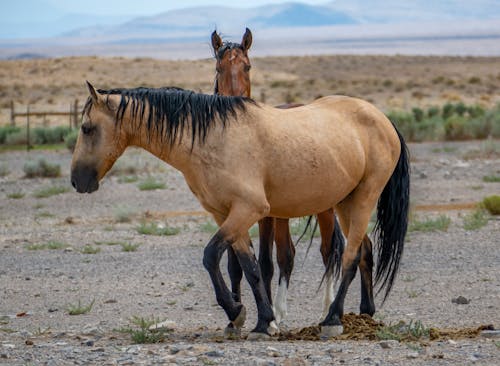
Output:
left=258, top=217, right=275, bottom=305
left=317, top=208, right=337, bottom=318
left=359, top=235, right=376, bottom=316
left=320, top=188, right=379, bottom=337
left=273, top=218, right=295, bottom=325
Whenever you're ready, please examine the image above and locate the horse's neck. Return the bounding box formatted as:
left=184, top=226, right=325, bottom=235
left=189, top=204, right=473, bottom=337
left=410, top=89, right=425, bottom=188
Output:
left=125, top=117, right=194, bottom=173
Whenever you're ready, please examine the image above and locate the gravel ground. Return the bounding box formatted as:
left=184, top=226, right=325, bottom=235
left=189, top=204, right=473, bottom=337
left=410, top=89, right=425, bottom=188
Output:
left=0, top=140, right=499, bottom=365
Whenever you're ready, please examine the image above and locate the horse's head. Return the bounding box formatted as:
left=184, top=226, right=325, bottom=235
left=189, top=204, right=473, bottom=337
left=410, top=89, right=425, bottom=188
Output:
left=212, top=28, right=252, bottom=98
left=71, top=82, right=128, bottom=193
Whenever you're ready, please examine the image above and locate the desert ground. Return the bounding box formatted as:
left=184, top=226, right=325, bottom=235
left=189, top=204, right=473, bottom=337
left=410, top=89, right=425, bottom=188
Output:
left=1, top=55, right=500, bottom=125
left=0, top=55, right=499, bottom=365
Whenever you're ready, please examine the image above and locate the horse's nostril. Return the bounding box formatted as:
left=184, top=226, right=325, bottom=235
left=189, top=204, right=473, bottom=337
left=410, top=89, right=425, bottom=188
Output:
left=71, top=179, right=77, bottom=189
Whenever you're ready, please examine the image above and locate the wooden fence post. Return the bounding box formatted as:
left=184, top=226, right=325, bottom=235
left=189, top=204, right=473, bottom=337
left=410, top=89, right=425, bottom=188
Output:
left=10, top=100, right=15, bottom=126
left=26, top=105, right=30, bottom=152
left=73, top=100, right=78, bottom=128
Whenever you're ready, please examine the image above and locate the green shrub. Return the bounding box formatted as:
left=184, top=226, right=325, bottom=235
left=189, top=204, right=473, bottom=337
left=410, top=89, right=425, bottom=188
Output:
left=64, top=129, right=79, bottom=152
left=137, top=177, right=166, bottom=191
left=0, top=162, right=9, bottom=177
left=4, top=128, right=33, bottom=145
left=136, top=222, right=180, bottom=236
left=426, top=106, right=440, bottom=118
left=0, top=125, right=20, bottom=143
left=412, top=107, right=424, bottom=122
left=444, top=115, right=470, bottom=140
left=409, top=215, right=451, bottom=232
left=463, top=209, right=488, bottom=230
left=33, top=185, right=69, bottom=198
left=482, top=195, right=500, bottom=215
left=23, top=159, right=61, bottom=178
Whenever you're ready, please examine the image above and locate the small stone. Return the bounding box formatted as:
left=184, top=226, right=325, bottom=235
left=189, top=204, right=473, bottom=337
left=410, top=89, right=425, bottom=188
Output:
left=406, top=352, right=419, bottom=359
left=85, top=340, right=94, bottom=347
left=419, top=172, right=428, bottom=179
left=451, top=296, right=470, bottom=305
left=0, top=353, right=7, bottom=359
left=103, top=299, right=117, bottom=304
left=48, top=308, right=58, bottom=313
left=205, top=350, right=224, bottom=357
left=480, top=330, right=500, bottom=339
left=149, top=320, right=176, bottom=331
left=379, top=340, right=398, bottom=349
left=25, top=340, right=34, bottom=346
left=266, top=346, right=281, bottom=357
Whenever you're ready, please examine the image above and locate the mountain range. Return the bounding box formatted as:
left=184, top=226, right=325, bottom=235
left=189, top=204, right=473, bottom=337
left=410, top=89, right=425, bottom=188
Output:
left=1, top=1, right=500, bottom=58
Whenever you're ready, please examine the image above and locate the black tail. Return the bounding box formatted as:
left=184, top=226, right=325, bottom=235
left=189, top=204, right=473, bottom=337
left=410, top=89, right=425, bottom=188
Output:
left=320, top=216, right=345, bottom=289
left=373, top=126, right=410, bottom=301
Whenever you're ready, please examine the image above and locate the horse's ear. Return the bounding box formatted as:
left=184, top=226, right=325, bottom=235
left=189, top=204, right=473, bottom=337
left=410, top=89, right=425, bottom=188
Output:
left=241, top=28, right=252, bottom=51
left=86, top=81, right=100, bottom=104
left=211, top=30, right=222, bottom=54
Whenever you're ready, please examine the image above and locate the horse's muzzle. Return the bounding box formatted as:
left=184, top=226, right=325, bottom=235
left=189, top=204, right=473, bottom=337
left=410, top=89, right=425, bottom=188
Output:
left=71, top=165, right=99, bottom=193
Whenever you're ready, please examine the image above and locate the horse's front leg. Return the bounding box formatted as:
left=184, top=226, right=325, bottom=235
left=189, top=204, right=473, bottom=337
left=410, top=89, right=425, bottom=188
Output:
left=203, top=232, right=246, bottom=336
left=204, top=202, right=276, bottom=339
left=258, top=217, right=275, bottom=304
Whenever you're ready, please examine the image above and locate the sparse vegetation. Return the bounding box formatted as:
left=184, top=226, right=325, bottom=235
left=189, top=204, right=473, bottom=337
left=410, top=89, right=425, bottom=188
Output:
left=119, top=316, right=171, bottom=344
left=481, top=195, right=500, bottom=215
left=114, top=207, right=135, bottom=223
left=118, top=175, right=139, bottom=183
left=387, top=103, right=500, bottom=142
left=408, top=215, right=451, bottom=232
left=24, top=158, right=61, bottom=178
left=33, top=185, right=69, bottom=198
left=80, top=245, right=101, bottom=254
left=7, top=191, right=24, bottom=199
left=376, top=320, right=430, bottom=341
left=136, top=222, right=180, bottom=236
left=121, top=242, right=140, bottom=252
left=200, top=220, right=219, bottom=234
left=137, top=177, right=166, bottom=191
left=482, top=174, right=500, bottom=183
left=67, top=299, right=94, bottom=315
left=26, top=241, right=67, bottom=250
left=0, top=162, right=9, bottom=177
left=462, top=209, right=488, bottom=230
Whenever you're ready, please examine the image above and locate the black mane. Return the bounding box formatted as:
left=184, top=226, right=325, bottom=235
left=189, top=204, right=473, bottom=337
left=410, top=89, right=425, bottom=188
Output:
left=85, top=87, right=253, bottom=148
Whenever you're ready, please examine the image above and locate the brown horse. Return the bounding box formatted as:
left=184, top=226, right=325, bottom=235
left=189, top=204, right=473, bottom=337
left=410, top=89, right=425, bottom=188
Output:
left=71, top=83, right=409, bottom=339
left=211, top=29, right=372, bottom=327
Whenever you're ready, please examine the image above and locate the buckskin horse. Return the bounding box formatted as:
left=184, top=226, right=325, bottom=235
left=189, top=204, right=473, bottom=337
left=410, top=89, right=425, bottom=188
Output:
left=211, top=28, right=384, bottom=329
left=71, top=82, right=409, bottom=339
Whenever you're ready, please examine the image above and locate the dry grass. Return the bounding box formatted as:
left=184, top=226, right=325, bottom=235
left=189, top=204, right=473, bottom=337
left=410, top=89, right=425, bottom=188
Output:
left=1, top=55, right=500, bottom=126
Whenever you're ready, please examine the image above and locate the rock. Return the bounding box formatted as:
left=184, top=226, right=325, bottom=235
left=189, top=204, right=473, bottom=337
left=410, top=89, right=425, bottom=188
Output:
left=480, top=330, right=500, bottom=339
left=451, top=296, right=470, bottom=305
left=201, top=349, right=221, bottom=357
left=251, top=358, right=276, bottom=366
left=406, top=352, right=419, bottom=359
left=379, top=340, right=399, bottom=349
left=148, top=320, right=176, bottom=331
left=266, top=346, right=281, bottom=357
left=419, top=172, right=428, bottom=179
left=85, top=340, right=94, bottom=347
left=25, top=339, right=34, bottom=346
left=48, top=308, right=58, bottom=313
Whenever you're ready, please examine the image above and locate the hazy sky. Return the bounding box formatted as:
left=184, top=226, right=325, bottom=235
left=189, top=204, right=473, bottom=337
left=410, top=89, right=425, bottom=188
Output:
left=42, top=0, right=330, bottom=16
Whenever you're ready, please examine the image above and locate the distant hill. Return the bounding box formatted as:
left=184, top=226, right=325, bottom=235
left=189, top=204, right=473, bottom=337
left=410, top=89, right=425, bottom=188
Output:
left=1, top=1, right=500, bottom=59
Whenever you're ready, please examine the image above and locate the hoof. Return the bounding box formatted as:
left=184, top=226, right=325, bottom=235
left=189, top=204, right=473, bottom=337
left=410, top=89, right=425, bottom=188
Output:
left=320, top=325, right=344, bottom=339
left=246, top=332, right=271, bottom=341
left=232, top=305, right=246, bottom=329
left=224, top=324, right=241, bottom=339
left=268, top=321, right=279, bottom=336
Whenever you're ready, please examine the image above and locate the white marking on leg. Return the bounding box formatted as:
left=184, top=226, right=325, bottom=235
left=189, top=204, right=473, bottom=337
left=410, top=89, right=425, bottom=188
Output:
left=322, top=275, right=335, bottom=319
left=273, top=278, right=288, bottom=325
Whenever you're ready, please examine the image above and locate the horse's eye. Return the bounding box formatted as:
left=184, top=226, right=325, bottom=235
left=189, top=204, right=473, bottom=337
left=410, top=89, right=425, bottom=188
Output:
left=81, top=124, right=93, bottom=135
left=244, top=64, right=251, bottom=72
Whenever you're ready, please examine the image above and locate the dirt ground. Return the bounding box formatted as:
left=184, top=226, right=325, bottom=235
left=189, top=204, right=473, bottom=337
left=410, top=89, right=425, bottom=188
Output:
left=1, top=55, right=500, bottom=126
left=0, top=138, right=499, bottom=365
